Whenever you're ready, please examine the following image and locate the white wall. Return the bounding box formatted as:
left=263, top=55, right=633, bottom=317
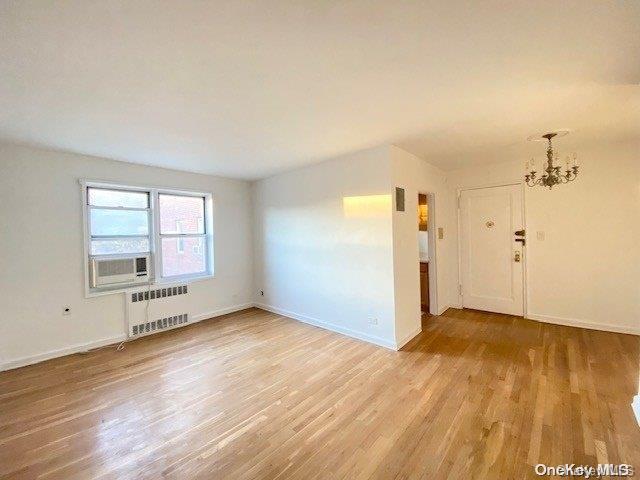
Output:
left=447, top=139, right=640, bottom=334
left=252, top=146, right=398, bottom=348
left=252, top=144, right=459, bottom=350
left=3, top=137, right=636, bottom=370
left=0, top=143, right=254, bottom=370
left=390, top=146, right=457, bottom=345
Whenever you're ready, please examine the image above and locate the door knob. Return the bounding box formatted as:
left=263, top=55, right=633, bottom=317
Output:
left=514, top=251, right=521, bottom=262
left=514, top=229, right=525, bottom=236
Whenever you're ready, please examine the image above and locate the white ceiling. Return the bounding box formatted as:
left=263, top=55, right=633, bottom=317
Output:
left=1, top=1, right=639, bottom=179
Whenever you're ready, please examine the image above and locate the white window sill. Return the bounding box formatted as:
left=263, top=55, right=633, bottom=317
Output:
left=85, top=273, right=214, bottom=298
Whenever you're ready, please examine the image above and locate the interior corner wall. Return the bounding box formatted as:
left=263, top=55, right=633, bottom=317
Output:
left=447, top=139, right=640, bottom=334
left=0, top=143, right=254, bottom=370
left=251, top=146, right=398, bottom=348
left=390, top=146, right=457, bottom=346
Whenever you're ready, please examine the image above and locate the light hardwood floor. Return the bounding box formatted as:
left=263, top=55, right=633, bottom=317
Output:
left=1, top=308, right=638, bottom=479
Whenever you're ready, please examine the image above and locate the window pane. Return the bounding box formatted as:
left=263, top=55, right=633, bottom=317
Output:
left=88, top=188, right=149, bottom=208
left=159, top=194, right=205, bottom=234
left=162, top=237, right=206, bottom=277
left=90, top=209, right=149, bottom=236
left=91, top=238, right=149, bottom=255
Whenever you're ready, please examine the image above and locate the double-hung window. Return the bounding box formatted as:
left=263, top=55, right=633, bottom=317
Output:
left=87, top=188, right=151, bottom=255
left=158, top=193, right=208, bottom=278
left=83, top=182, right=213, bottom=294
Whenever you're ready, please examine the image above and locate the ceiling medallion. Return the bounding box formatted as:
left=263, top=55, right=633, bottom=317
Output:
left=525, top=130, right=579, bottom=189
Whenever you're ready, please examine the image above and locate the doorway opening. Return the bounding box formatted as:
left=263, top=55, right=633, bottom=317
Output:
left=417, top=192, right=437, bottom=322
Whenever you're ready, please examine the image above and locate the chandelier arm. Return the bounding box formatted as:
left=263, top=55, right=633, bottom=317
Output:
left=526, top=177, right=538, bottom=187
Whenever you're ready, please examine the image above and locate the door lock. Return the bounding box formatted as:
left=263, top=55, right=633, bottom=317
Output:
left=514, top=251, right=521, bottom=263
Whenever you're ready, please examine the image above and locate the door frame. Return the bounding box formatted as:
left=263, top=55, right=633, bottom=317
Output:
left=455, top=181, right=529, bottom=318
left=417, top=191, right=439, bottom=315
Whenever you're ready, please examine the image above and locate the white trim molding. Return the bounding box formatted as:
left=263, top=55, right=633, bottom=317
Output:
left=255, top=303, right=399, bottom=350
left=396, top=326, right=423, bottom=350
left=0, top=302, right=255, bottom=372
left=0, top=334, right=127, bottom=372
left=190, top=303, right=254, bottom=323
left=527, top=313, right=640, bottom=336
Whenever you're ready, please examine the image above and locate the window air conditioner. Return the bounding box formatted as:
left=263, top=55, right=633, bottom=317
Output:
left=90, top=255, right=150, bottom=288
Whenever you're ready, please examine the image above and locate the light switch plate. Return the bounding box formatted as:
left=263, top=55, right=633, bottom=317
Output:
left=536, top=231, right=545, bottom=241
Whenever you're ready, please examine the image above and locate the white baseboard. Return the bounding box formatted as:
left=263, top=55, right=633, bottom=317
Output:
left=255, top=303, right=398, bottom=350
left=526, top=313, right=640, bottom=336
left=633, top=395, right=640, bottom=427
left=190, top=303, right=255, bottom=323
left=0, top=302, right=255, bottom=373
left=437, top=304, right=451, bottom=315
left=0, top=334, right=127, bottom=372
left=396, top=325, right=423, bottom=350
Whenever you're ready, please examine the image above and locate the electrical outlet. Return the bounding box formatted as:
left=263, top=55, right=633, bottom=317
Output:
left=63, top=306, right=71, bottom=316
left=368, top=317, right=378, bottom=326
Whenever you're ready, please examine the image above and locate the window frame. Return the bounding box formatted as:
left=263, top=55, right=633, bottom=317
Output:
left=156, top=190, right=211, bottom=282
left=81, top=180, right=214, bottom=297
left=86, top=186, right=152, bottom=256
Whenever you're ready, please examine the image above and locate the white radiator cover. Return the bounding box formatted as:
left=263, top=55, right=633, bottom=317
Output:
left=125, top=284, right=192, bottom=338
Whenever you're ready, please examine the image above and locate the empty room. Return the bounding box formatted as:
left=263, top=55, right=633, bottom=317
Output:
left=1, top=1, right=639, bottom=479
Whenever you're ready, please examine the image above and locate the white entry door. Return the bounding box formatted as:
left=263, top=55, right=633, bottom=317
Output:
left=460, top=184, right=524, bottom=315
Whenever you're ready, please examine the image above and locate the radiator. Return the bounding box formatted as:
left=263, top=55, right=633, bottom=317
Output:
left=125, top=284, right=192, bottom=338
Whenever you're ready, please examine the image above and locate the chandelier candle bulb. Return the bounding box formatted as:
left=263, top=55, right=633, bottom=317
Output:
left=524, top=131, right=579, bottom=190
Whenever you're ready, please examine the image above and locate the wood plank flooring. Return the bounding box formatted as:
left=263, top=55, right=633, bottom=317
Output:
left=0, top=308, right=638, bottom=479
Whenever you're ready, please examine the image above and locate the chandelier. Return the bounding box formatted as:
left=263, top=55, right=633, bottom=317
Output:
left=525, top=131, right=579, bottom=189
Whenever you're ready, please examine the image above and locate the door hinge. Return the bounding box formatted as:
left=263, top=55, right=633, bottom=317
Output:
left=459, top=284, right=463, bottom=295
